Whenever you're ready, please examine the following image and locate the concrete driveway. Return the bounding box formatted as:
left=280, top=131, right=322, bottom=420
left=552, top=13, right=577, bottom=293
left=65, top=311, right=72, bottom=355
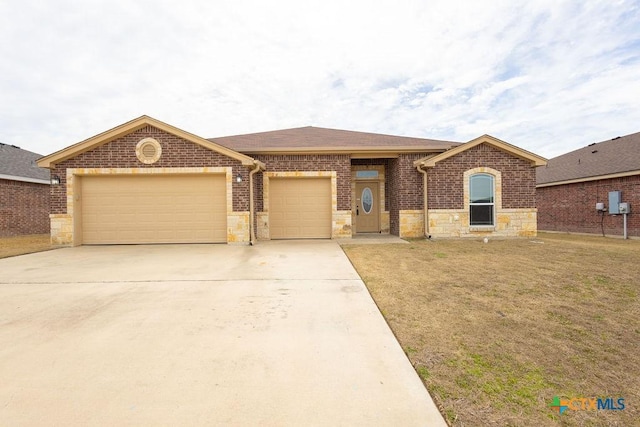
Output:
left=0, top=241, right=445, bottom=426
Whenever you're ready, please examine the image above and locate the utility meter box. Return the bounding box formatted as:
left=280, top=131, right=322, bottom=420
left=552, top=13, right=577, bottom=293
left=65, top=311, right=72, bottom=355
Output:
left=596, top=202, right=605, bottom=211
left=619, top=203, right=630, bottom=214
left=609, top=191, right=622, bottom=214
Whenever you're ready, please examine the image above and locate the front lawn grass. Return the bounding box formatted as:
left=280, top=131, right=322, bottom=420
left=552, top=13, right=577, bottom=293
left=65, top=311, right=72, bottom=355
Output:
left=343, top=233, right=639, bottom=426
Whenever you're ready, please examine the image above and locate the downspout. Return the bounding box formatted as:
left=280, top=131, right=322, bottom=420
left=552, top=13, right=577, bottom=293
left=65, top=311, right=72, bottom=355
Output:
left=248, top=161, right=263, bottom=246
left=416, top=164, right=430, bottom=238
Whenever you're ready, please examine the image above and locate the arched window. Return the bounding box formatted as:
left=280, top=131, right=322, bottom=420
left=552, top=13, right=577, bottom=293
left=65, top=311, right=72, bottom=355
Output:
left=469, top=174, right=494, bottom=226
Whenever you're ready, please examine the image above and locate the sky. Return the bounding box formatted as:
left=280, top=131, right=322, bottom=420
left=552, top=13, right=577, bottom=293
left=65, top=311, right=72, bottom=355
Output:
left=1, top=0, right=639, bottom=159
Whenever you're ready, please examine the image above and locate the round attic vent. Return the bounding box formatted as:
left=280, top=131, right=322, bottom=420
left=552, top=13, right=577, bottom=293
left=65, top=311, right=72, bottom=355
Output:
left=136, top=138, right=162, bottom=164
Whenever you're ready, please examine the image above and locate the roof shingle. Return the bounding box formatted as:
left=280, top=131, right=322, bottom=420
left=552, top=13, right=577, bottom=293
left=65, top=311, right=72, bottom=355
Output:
left=0, top=143, right=50, bottom=182
left=536, top=132, right=640, bottom=185
left=210, top=126, right=460, bottom=153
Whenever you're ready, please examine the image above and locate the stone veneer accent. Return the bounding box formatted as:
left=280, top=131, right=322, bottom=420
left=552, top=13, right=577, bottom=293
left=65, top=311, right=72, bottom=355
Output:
left=333, top=211, right=353, bottom=239
left=227, top=211, right=251, bottom=243
left=256, top=212, right=269, bottom=240
left=50, top=214, right=72, bottom=245
left=428, top=209, right=537, bottom=238
left=399, top=210, right=424, bottom=238
left=381, top=212, right=390, bottom=234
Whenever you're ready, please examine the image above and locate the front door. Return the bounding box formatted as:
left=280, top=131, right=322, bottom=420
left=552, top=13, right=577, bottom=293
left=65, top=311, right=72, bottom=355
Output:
left=355, top=182, right=379, bottom=233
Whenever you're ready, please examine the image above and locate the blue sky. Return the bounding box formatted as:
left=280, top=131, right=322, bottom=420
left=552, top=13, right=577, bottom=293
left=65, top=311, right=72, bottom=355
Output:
left=1, top=0, right=639, bottom=158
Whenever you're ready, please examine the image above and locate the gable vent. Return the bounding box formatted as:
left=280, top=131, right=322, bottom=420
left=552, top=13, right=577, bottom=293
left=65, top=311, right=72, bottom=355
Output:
left=142, top=143, right=157, bottom=157
left=136, top=138, right=162, bottom=164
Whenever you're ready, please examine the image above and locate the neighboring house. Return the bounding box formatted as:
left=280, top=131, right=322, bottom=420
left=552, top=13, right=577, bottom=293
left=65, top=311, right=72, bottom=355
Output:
left=36, top=115, right=546, bottom=245
left=0, top=142, right=50, bottom=237
left=537, top=132, right=639, bottom=238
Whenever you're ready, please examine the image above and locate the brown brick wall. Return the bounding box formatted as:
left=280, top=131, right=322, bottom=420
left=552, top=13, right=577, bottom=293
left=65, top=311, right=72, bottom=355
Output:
left=0, top=179, right=50, bottom=237
left=388, top=153, right=428, bottom=235
left=51, top=126, right=249, bottom=214
left=537, top=175, right=639, bottom=237
left=253, top=154, right=351, bottom=211
left=427, top=144, right=536, bottom=209
left=388, top=159, right=400, bottom=235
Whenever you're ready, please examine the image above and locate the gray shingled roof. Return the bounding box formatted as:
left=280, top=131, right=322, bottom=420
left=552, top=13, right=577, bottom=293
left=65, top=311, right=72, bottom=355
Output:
left=536, top=132, right=640, bottom=185
left=210, top=126, right=460, bottom=152
left=0, top=142, right=50, bottom=182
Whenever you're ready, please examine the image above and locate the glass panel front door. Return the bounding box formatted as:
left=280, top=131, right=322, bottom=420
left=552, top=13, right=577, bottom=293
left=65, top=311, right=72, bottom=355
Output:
left=355, top=182, right=379, bottom=233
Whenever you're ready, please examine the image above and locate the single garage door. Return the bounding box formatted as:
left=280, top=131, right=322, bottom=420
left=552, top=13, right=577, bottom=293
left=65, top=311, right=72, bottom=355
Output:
left=81, top=174, right=227, bottom=244
left=269, top=178, right=331, bottom=239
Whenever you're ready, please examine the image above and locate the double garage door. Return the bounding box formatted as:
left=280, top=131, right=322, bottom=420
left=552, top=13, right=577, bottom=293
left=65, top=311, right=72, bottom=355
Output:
left=81, top=175, right=227, bottom=244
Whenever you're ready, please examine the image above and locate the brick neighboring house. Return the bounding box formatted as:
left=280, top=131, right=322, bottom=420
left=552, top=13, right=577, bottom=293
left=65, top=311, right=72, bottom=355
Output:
left=0, top=142, right=50, bottom=237
left=536, top=132, right=640, bottom=238
left=36, top=116, right=546, bottom=245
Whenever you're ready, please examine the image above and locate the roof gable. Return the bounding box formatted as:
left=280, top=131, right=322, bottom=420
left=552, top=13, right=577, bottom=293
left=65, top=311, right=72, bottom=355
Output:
left=536, top=131, right=640, bottom=185
left=37, top=115, right=256, bottom=168
left=414, top=134, right=547, bottom=168
left=0, top=142, right=50, bottom=183
left=211, top=126, right=460, bottom=154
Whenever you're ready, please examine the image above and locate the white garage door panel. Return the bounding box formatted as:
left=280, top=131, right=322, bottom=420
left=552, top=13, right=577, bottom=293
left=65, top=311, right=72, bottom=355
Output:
left=269, top=178, right=331, bottom=239
left=82, top=175, right=227, bottom=244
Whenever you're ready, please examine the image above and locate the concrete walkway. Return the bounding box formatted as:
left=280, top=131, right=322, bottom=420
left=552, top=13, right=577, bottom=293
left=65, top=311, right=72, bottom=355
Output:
left=337, top=233, right=410, bottom=245
left=0, top=241, right=445, bottom=426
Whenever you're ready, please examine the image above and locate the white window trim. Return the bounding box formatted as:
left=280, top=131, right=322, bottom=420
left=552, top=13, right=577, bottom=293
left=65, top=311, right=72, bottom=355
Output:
left=469, top=174, right=495, bottom=226
left=463, top=167, right=502, bottom=230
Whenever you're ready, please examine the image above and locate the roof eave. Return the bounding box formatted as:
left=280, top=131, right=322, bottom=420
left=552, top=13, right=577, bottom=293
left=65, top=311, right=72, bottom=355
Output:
left=0, top=173, right=50, bottom=185
left=536, top=169, right=640, bottom=187
left=232, top=146, right=452, bottom=156
left=414, top=134, right=547, bottom=168
left=37, top=115, right=256, bottom=168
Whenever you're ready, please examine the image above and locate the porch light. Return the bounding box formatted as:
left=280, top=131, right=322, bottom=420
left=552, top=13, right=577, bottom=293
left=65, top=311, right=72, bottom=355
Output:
left=236, top=173, right=242, bottom=183
left=51, top=175, right=60, bottom=185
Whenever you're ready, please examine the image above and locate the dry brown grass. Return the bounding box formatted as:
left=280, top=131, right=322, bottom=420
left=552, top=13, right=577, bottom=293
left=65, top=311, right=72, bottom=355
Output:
left=0, top=234, right=52, bottom=259
left=343, top=232, right=639, bottom=426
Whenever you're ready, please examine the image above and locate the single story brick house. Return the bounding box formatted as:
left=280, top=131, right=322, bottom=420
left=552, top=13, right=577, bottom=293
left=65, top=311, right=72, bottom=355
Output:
left=37, top=116, right=546, bottom=245
left=0, top=142, right=50, bottom=237
left=537, top=132, right=639, bottom=238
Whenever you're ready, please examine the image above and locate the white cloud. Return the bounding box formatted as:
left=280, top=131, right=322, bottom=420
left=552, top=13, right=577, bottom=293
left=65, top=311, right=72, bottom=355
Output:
left=0, top=0, right=638, bottom=159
